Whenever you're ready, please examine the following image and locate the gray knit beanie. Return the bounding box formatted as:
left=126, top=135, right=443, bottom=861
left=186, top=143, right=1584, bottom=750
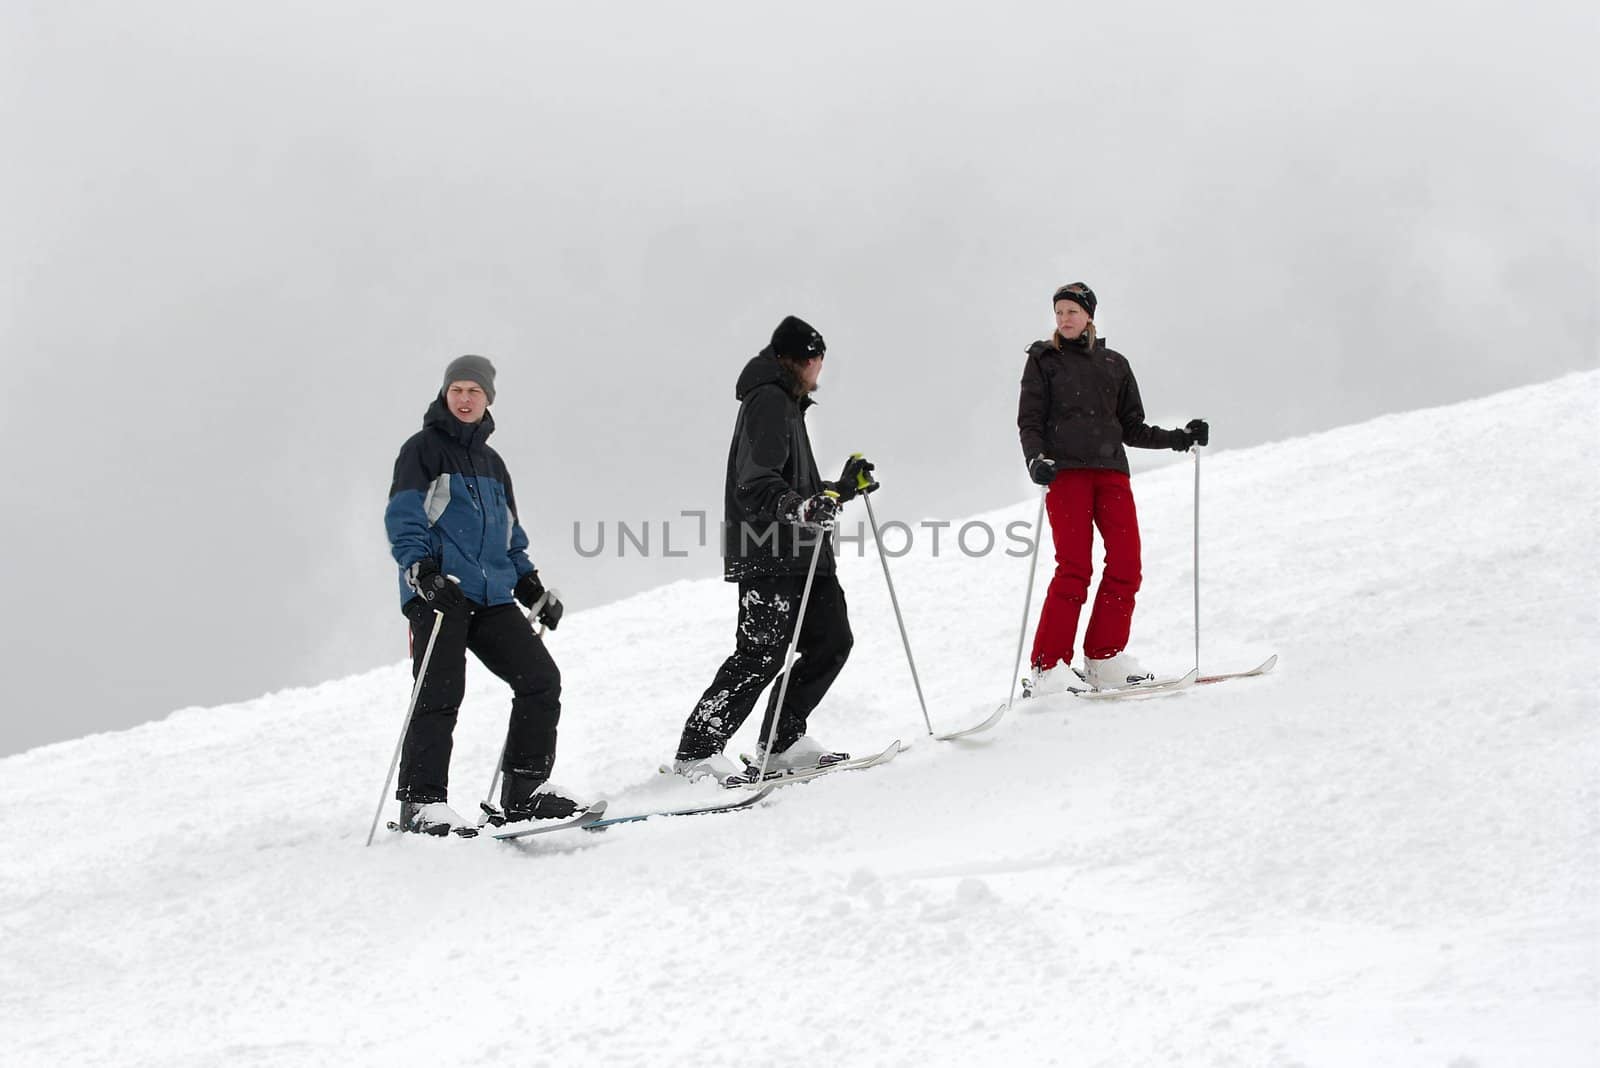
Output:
left=442, top=354, right=496, bottom=404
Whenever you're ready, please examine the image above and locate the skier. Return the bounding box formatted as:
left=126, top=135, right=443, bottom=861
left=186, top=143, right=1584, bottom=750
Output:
left=1018, top=282, right=1208, bottom=693
left=672, top=316, right=877, bottom=783
left=384, top=355, right=580, bottom=835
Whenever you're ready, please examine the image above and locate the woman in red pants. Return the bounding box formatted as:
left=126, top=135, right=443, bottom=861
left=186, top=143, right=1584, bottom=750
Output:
left=1017, top=282, right=1208, bottom=693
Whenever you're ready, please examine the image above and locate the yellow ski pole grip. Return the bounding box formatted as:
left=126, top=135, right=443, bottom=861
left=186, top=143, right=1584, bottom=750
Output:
left=849, top=452, right=879, bottom=494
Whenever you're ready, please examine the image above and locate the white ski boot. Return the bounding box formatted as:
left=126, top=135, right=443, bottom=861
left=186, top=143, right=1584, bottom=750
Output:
left=754, top=735, right=849, bottom=773
left=1024, top=662, right=1090, bottom=697
left=672, top=752, right=743, bottom=784
left=1083, top=652, right=1156, bottom=691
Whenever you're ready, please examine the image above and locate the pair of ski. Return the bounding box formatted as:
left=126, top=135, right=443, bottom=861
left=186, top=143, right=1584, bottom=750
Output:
left=934, top=654, right=1278, bottom=741
left=385, top=741, right=905, bottom=841
left=585, top=739, right=906, bottom=830
left=386, top=800, right=615, bottom=841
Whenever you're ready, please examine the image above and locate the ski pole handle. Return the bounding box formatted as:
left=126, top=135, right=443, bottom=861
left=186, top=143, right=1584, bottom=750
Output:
left=849, top=452, right=881, bottom=495
left=525, top=590, right=553, bottom=637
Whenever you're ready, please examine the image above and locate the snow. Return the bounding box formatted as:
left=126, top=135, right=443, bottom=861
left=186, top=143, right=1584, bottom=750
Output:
left=4, top=373, right=1597, bottom=1066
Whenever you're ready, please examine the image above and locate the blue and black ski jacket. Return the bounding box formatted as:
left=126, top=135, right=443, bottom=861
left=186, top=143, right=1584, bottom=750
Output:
left=385, top=396, right=536, bottom=610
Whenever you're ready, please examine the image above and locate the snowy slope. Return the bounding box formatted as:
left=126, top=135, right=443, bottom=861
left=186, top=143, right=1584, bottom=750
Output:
left=3, top=373, right=1597, bottom=1067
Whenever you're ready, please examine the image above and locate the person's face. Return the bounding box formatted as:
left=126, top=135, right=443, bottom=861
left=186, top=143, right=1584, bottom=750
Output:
left=795, top=353, right=824, bottom=391
left=445, top=381, right=489, bottom=423
left=1055, top=300, right=1091, bottom=340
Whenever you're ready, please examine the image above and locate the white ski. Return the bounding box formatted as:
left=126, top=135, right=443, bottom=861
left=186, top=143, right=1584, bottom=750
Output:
left=1072, top=668, right=1200, bottom=700
left=1198, top=654, right=1278, bottom=685
left=730, top=739, right=905, bottom=786
left=491, top=800, right=610, bottom=840
left=934, top=703, right=1008, bottom=741
left=584, top=788, right=777, bottom=830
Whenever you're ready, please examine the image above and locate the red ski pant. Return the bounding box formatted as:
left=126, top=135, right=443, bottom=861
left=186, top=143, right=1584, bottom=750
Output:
left=1030, top=468, right=1143, bottom=670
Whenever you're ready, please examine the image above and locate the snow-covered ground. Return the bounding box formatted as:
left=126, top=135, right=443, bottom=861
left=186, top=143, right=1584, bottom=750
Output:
left=4, top=373, right=1597, bottom=1067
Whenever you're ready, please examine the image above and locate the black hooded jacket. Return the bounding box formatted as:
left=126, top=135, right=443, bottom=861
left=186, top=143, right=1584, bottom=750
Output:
left=722, top=348, right=834, bottom=581
left=1017, top=333, right=1187, bottom=475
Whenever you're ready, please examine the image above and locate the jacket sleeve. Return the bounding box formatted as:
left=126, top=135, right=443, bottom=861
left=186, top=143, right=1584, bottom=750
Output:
left=1018, top=348, right=1049, bottom=460
left=384, top=436, right=438, bottom=570
left=1118, top=365, right=1187, bottom=450
left=733, top=386, right=798, bottom=522
left=502, top=469, right=536, bottom=579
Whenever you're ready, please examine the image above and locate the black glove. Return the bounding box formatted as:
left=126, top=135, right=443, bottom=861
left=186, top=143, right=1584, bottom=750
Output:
left=407, top=558, right=466, bottom=614
left=1027, top=455, right=1057, bottom=485
left=515, top=571, right=563, bottom=630
left=780, top=490, right=841, bottom=529
left=830, top=455, right=878, bottom=503
left=1170, top=418, right=1210, bottom=451
left=514, top=571, right=546, bottom=610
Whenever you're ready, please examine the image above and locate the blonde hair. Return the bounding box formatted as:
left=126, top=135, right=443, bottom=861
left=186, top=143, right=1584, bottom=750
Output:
left=1053, top=321, right=1097, bottom=350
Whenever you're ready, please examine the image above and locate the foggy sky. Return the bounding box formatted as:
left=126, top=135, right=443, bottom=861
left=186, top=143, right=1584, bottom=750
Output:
left=2, top=0, right=1595, bottom=756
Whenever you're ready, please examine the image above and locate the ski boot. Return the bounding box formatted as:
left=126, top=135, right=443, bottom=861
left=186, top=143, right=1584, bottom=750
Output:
left=746, top=735, right=849, bottom=778
left=485, top=763, right=585, bottom=825
left=1022, top=662, right=1089, bottom=698
left=397, top=801, right=477, bottom=838
left=671, top=752, right=743, bottom=785
left=1083, top=652, right=1156, bottom=691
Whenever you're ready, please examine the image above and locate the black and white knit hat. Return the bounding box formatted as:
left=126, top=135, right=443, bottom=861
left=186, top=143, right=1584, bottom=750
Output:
left=1051, top=283, right=1097, bottom=319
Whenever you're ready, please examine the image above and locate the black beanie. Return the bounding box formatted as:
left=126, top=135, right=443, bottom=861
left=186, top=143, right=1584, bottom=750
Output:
left=1051, top=282, right=1097, bottom=319
left=442, top=354, right=496, bottom=404
left=771, top=315, right=826, bottom=360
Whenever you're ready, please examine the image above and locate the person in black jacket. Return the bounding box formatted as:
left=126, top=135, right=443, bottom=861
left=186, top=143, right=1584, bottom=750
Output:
left=383, top=355, right=581, bottom=836
left=1018, top=283, right=1208, bottom=693
left=673, top=316, right=876, bottom=782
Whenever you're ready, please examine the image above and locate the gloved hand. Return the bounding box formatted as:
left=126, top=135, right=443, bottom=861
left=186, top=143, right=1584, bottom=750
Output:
left=781, top=490, right=841, bottom=529
left=515, top=571, right=564, bottom=630
left=407, top=558, right=466, bottom=614
left=829, top=455, right=878, bottom=502
left=1170, top=418, right=1210, bottom=451
left=1027, top=455, right=1057, bottom=485
left=514, top=571, right=546, bottom=610
left=536, top=591, right=564, bottom=631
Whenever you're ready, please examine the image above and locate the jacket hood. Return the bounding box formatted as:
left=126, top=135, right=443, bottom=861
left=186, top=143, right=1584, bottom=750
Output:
left=1030, top=335, right=1108, bottom=356
left=423, top=393, right=495, bottom=446
left=735, top=347, right=806, bottom=402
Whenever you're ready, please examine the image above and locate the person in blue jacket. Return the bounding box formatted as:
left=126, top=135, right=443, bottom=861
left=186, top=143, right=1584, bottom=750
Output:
left=384, top=355, right=577, bottom=835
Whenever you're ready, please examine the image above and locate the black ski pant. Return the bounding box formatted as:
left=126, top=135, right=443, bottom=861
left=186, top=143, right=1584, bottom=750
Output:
left=397, top=601, right=562, bottom=804
left=676, top=572, right=853, bottom=761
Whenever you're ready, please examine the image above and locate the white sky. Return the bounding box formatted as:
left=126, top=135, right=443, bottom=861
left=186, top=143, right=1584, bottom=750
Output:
left=2, top=0, right=1595, bottom=756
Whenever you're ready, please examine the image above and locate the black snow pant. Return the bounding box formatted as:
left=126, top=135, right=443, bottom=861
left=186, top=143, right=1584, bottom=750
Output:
left=397, top=601, right=562, bottom=804
left=676, top=572, right=853, bottom=761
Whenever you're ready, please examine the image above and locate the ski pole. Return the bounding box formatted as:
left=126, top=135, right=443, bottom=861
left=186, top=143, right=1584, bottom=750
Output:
left=753, top=502, right=833, bottom=784
left=478, top=591, right=551, bottom=826
left=1005, top=488, right=1049, bottom=708
left=1192, top=446, right=1201, bottom=675
left=860, top=491, right=933, bottom=736
left=366, top=608, right=446, bottom=847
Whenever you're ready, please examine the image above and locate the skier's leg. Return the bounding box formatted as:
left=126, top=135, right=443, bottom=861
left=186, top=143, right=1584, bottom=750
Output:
left=466, top=603, right=562, bottom=781
left=1030, top=471, right=1095, bottom=669
left=398, top=607, right=471, bottom=803
left=759, top=572, right=852, bottom=752
left=675, top=578, right=799, bottom=760
left=1083, top=470, right=1143, bottom=659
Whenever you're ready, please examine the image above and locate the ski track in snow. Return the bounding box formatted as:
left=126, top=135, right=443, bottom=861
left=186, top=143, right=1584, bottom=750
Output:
left=3, top=373, right=1597, bottom=1066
